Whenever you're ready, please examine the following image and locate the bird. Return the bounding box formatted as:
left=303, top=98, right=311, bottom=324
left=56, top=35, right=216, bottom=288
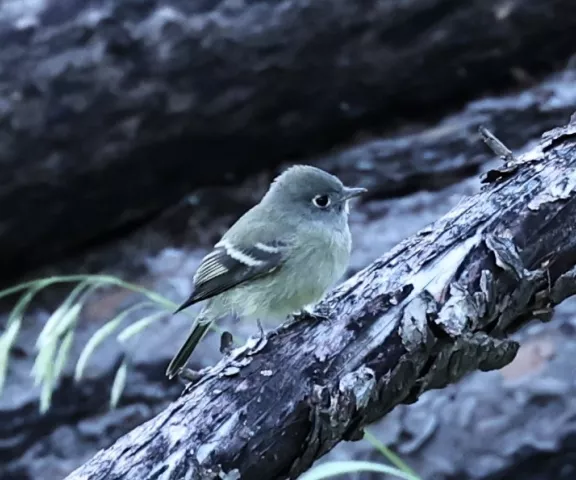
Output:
left=165, top=164, right=366, bottom=379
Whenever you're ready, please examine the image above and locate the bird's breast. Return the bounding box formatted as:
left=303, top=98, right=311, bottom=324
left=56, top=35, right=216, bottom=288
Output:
left=225, top=225, right=352, bottom=319
left=275, top=226, right=351, bottom=312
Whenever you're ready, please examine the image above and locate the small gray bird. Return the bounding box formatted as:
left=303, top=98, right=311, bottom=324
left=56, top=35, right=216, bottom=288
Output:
left=166, top=165, right=366, bottom=379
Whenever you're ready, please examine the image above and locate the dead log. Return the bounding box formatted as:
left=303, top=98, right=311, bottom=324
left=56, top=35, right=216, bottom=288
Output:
left=345, top=305, right=576, bottom=480
left=6, top=70, right=576, bottom=480
left=66, top=114, right=576, bottom=479
left=3, top=0, right=576, bottom=279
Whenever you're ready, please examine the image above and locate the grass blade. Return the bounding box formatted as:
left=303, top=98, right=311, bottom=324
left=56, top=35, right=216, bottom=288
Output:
left=0, top=317, right=22, bottom=394
left=74, top=318, right=123, bottom=382
left=299, top=460, right=420, bottom=480
left=51, top=303, right=83, bottom=339
left=0, top=282, right=38, bottom=301
left=7, top=287, right=39, bottom=326
left=109, top=360, right=128, bottom=409
left=37, top=281, right=90, bottom=348
left=0, top=274, right=178, bottom=313
left=117, top=311, right=166, bottom=343
left=0, top=287, right=41, bottom=394
left=39, top=346, right=56, bottom=414
left=74, top=302, right=151, bottom=381
left=52, top=329, right=75, bottom=385
left=364, top=430, right=419, bottom=477
left=31, top=336, right=57, bottom=386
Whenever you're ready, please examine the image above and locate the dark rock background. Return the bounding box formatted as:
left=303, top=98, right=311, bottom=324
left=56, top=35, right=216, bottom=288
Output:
left=2, top=0, right=576, bottom=478
left=3, top=0, right=576, bottom=279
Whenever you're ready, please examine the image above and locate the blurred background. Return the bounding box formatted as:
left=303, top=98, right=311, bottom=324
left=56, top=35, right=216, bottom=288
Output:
left=1, top=0, right=576, bottom=478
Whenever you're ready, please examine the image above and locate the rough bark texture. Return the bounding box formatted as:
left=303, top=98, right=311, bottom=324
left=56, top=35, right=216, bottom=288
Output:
left=2, top=0, right=576, bottom=279
left=2, top=69, right=576, bottom=480
left=337, top=301, right=576, bottom=480
left=64, top=117, right=576, bottom=479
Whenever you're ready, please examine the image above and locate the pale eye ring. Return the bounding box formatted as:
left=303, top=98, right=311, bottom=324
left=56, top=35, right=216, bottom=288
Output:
left=312, top=194, right=330, bottom=208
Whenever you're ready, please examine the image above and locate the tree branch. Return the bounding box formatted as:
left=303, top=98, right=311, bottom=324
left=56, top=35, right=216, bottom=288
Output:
left=66, top=116, right=576, bottom=479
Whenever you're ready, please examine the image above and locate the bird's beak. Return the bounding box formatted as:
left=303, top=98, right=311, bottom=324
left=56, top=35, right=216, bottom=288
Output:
left=341, top=186, right=367, bottom=201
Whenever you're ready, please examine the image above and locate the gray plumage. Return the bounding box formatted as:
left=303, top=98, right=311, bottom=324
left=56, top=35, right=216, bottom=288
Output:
left=166, top=165, right=366, bottom=379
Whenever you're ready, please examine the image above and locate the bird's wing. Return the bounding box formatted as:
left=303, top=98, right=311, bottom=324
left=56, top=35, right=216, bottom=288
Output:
left=174, top=237, right=289, bottom=313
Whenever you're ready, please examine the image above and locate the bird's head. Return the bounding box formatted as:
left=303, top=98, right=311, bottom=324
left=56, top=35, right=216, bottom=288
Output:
left=263, top=165, right=366, bottom=222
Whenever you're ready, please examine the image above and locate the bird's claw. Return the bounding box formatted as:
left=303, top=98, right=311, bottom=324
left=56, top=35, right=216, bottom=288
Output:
left=178, top=367, right=208, bottom=396
left=305, top=308, right=330, bottom=322
left=299, top=306, right=331, bottom=322
left=219, top=331, right=236, bottom=356
left=256, top=318, right=265, bottom=339
left=283, top=307, right=330, bottom=330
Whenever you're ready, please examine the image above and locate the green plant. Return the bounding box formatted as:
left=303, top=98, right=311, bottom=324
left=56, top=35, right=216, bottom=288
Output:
left=0, top=274, right=204, bottom=412
left=299, top=431, right=420, bottom=480
left=363, top=430, right=418, bottom=477
left=299, top=460, right=420, bottom=480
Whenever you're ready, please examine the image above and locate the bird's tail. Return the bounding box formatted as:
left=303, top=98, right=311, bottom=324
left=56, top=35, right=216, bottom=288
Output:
left=166, top=318, right=212, bottom=379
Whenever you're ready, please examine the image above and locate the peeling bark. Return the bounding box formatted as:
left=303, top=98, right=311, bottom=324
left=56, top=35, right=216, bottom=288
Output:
left=5, top=70, right=576, bottom=480
left=3, top=0, right=576, bottom=278
left=67, top=115, right=576, bottom=479
left=341, top=305, right=576, bottom=480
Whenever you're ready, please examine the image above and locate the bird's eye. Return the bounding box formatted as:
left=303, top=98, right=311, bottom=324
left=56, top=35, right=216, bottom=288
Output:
left=312, top=194, right=330, bottom=208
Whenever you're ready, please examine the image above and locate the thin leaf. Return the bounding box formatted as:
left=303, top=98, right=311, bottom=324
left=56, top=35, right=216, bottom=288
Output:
left=0, top=282, right=35, bottom=301
left=76, top=274, right=179, bottom=312
left=117, top=311, right=166, bottom=343
left=34, top=285, right=91, bottom=393
left=299, top=461, right=420, bottom=480
left=51, top=302, right=83, bottom=339
left=74, top=302, right=151, bottom=381
left=39, top=383, right=52, bottom=414
left=0, top=275, right=93, bottom=304
left=0, top=273, right=181, bottom=318
left=0, top=274, right=175, bottom=309
left=37, top=329, right=78, bottom=414
left=39, top=346, right=56, bottom=414
left=37, top=281, right=90, bottom=348
left=0, top=273, right=184, bottom=405
left=52, top=329, right=75, bottom=384
left=7, top=287, right=39, bottom=327
left=31, top=337, right=57, bottom=386
left=0, top=287, right=40, bottom=393
left=0, top=317, right=22, bottom=394
left=109, top=360, right=128, bottom=409
left=74, top=318, right=123, bottom=382
left=364, top=430, right=418, bottom=477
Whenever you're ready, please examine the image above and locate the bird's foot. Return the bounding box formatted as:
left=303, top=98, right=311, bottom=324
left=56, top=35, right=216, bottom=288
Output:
left=282, top=313, right=299, bottom=329
left=283, top=306, right=330, bottom=330
left=219, top=330, right=236, bottom=356
left=298, top=305, right=331, bottom=322
left=178, top=367, right=209, bottom=396
left=306, top=309, right=330, bottom=322
left=256, top=318, right=265, bottom=340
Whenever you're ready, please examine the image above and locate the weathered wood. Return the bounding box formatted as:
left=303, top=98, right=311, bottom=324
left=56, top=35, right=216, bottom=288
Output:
left=344, top=303, right=576, bottom=480
left=5, top=71, right=576, bottom=480
left=64, top=116, right=576, bottom=479
left=3, top=0, right=576, bottom=279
